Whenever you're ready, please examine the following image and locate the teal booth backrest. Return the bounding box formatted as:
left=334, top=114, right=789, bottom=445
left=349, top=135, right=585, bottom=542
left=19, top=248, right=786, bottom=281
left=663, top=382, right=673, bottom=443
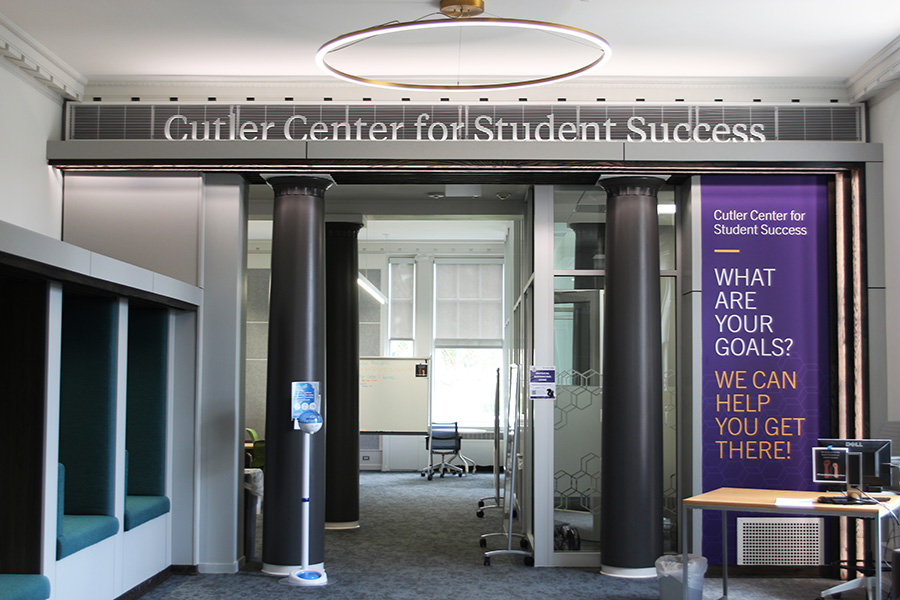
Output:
left=58, top=294, right=117, bottom=516
left=125, top=306, right=168, bottom=496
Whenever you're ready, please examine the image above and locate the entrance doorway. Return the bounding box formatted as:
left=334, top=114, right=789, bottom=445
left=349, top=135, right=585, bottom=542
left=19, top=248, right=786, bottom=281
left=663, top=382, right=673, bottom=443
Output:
left=243, top=179, right=681, bottom=564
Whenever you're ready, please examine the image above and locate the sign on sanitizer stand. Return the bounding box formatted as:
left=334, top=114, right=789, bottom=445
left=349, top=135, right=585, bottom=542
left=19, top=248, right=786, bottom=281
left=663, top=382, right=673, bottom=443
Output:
left=282, top=382, right=327, bottom=587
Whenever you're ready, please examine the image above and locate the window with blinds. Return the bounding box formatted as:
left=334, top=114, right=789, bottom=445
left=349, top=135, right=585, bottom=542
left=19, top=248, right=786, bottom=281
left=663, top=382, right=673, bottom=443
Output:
left=432, top=261, right=504, bottom=426
left=434, top=262, right=503, bottom=344
left=389, top=260, right=415, bottom=356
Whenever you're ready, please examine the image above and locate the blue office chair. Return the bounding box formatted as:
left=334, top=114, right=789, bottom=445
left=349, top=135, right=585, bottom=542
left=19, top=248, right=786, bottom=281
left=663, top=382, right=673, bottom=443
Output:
left=421, top=422, right=464, bottom=480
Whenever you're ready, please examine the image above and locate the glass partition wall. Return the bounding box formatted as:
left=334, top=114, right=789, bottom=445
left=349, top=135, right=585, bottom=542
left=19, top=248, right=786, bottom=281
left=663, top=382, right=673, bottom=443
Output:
left=552, top=185, right=679, bottom=556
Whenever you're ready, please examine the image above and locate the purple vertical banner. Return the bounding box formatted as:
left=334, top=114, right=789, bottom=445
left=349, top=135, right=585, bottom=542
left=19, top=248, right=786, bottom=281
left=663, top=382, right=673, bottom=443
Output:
left=701, top=175, right=831, bottom=565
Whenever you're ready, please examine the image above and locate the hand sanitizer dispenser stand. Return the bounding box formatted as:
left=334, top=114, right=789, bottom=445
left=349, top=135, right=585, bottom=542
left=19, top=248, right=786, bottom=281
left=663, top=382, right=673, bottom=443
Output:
left=282, top=409, right=327, bottom=587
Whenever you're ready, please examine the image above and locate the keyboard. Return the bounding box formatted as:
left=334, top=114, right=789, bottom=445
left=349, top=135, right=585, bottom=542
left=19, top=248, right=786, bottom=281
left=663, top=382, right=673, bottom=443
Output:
left=816, top=495, right=891, bottom=505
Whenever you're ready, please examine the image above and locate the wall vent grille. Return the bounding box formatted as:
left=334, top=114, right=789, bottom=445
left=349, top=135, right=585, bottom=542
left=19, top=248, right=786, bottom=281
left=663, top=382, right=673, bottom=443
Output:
left=65, top=102, right=863, bottom=143
left=737, top=517, right=824, bottom=566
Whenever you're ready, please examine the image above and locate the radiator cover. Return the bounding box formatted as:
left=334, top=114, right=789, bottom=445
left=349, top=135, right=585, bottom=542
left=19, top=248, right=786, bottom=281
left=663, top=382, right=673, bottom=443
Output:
left=737, top=517, right=824, bottom=566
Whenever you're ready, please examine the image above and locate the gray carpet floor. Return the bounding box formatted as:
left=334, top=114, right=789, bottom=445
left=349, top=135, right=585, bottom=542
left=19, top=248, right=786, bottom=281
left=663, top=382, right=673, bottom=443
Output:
left=137, top=472, right=876, bottom=600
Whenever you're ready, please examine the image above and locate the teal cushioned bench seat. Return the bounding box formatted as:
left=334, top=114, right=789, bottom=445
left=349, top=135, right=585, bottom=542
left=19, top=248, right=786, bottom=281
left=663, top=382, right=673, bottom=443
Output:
left=124, top=495, right=170, bottom=531
left=57, top=515, right=119, bottom=560
left=0, top=574, right=50, bottom=600
left=56, top=463, right=119, bottom=560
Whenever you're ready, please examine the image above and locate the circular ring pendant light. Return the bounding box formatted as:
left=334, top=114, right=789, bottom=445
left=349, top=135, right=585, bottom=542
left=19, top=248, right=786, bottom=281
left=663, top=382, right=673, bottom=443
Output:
left=315, top=0, right=612, bottom=92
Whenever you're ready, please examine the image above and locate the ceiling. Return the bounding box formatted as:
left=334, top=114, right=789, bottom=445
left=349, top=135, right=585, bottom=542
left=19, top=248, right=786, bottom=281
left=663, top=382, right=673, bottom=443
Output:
left=2, top=0, right=898, bottom=241
left=1, top=0, right=898, bottom=86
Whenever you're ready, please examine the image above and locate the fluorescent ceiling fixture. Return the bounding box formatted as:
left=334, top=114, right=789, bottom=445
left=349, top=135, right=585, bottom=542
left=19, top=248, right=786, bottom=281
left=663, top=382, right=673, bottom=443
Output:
left=445, top=184, right=482, bottom=197
left=315, top=3, right=611, bottom=92
left=362, top=219, right=510, bottom=241
left=358, top=274, right=387, bottom=304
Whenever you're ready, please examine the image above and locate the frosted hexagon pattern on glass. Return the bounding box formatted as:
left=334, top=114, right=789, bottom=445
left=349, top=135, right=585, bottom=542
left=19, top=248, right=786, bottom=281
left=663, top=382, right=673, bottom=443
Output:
left=554, top=369, right=601, bottom=430
left=554, top=453, right=601, bottom=514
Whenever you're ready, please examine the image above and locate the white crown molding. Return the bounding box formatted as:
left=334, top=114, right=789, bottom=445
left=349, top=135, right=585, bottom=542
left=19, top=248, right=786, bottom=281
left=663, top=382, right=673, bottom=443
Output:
left=846, top=33, right=900, bottom=103
left=0, top=11, right=86, bottom=100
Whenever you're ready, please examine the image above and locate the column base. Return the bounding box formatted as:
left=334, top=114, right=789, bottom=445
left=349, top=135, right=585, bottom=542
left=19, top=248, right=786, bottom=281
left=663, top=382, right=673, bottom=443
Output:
left=599, top=564, right=657, bottom=578
left=325, top=520, right=360, bottom=530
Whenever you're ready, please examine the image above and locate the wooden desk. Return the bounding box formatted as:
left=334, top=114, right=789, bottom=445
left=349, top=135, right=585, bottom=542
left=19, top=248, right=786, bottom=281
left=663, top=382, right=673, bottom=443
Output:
left=682, top=487, right=900, bottom=600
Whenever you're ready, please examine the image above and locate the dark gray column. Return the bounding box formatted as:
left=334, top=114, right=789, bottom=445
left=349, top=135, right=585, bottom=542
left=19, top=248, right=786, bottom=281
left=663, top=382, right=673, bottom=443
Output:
left=570, top=220, right=605, bottom=272
left=324, top=219, right=363, bottom=529
left=568, top=217, right=605, bottom=386
left=262, top=174, right=333, bottom=574
left=598, top=176, right=664, bottom=576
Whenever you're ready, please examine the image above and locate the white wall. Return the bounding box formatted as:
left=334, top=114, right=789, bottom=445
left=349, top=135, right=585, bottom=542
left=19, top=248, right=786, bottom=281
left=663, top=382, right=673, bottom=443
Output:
left=62, top=174, right=203, bottom=286
left=867, top=84, right=900, bottom=422
left=0, top=65, right=64, bottom=238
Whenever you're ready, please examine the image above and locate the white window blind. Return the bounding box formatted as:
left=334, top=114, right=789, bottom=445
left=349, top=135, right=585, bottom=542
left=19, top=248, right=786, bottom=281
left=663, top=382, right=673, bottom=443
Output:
left=434, top=263, right=503, bottom=341
left=389, top=261, right=415, bottom=341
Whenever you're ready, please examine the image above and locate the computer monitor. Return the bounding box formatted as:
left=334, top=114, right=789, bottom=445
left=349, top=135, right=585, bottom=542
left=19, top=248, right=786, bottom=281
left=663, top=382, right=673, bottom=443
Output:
left=816, top=438, right=893, bottom=491
left=812, top=446, right=849, bottom=484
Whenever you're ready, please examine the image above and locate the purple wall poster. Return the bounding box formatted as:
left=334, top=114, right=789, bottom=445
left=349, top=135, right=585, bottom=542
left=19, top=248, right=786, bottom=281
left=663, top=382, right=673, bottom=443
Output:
left=701, top=175, right=831, bottom=564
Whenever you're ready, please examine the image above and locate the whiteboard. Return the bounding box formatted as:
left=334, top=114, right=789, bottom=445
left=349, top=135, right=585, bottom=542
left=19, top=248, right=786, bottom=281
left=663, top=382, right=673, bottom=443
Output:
left=359, top=357, right=430, bottom=433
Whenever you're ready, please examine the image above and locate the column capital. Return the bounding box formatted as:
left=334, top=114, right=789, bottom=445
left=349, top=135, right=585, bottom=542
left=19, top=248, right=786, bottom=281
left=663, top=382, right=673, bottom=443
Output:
left=263, top=174, right=335, bottom=198
left=597, top=175, right=666, bottom=198
left=325, top=213, right=365, bottom=229
left=567, top=210, right=605, bottom=230
left=325, top=221, right=364, bottom=237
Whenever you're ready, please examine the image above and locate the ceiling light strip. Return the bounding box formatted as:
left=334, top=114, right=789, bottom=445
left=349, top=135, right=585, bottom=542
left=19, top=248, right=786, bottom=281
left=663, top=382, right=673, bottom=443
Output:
left=315, top=18, right=611, bottom=92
